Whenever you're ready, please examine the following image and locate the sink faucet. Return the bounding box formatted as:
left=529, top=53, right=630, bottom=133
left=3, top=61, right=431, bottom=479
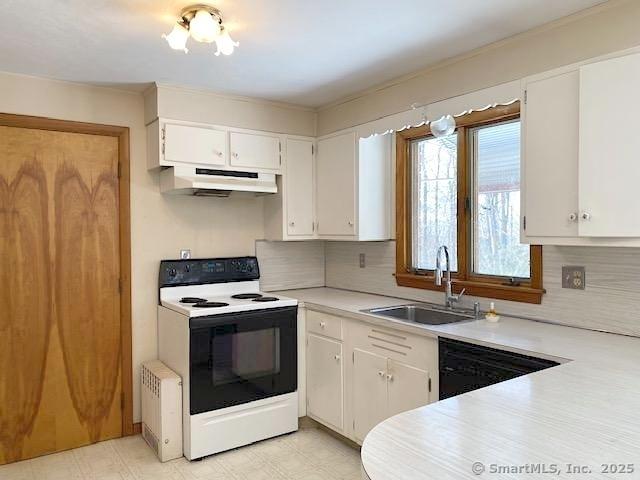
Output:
left=435, top=245, right=465, bottom=308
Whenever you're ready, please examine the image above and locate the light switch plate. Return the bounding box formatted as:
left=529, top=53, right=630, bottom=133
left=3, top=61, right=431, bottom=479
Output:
left=180, top=249, right=192, bottom=259
left=562, top=266, right=585, bottom=290
left=359, top=253, right=366, bottom=268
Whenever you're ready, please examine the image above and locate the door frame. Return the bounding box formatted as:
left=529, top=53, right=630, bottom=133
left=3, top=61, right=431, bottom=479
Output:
left=0, top=112, right=134, bottom=436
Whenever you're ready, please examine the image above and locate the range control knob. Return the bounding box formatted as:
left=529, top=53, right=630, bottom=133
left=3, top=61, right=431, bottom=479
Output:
left=168, top=268, right=177, bottom=278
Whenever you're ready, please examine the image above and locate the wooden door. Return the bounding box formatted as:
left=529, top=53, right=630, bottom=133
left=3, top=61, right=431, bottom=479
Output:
left=352, top=348, right=388, bottom=442
left=306, top=333, right=343, bottom=430
left=579, top=53, right=640, bottom=237
left=285, top=138, right=314, bottom=236
left=316, top=132, right=356, bottom=236
left=164, top=123, right=227, bottom=167
left=229, top=132, right=281, bottom=170
left=386, top=360, right=431, bottom=419
left=0, top=116, right=130, bottom=464
left=522, top=70, right=579, bottom=239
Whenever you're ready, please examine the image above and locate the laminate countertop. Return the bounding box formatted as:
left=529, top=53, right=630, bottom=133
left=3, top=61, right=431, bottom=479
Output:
left=276, top=287, right=640, bottom=480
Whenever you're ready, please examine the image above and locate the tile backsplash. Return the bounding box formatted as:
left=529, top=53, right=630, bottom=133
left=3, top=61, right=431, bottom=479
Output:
left=258, top=239, right=640, bottom=337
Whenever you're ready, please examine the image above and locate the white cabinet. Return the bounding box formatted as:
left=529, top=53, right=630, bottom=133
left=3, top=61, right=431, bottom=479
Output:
left=316, top=131, right=391, bottom=240
left=229, top=132, right=281, bottom=171
left=522, top=70, right=579, bottom=238
left=147, top=119, right=284, bottom=173
left=304, top=311, right=437, bottom=445
left=263, top=137, right=316, bottom=240
left=522, top=48, right=640, bottom=246
left=578, top=53, right=640, bottom=237
left=352, top=348, right=388, bottom=442
left=306, top=333, right=344, bottom=431
left=163, top=123, right=227, bottom=167
left=285, top=139, right=315, bottom=236
left=386, top=360, right=431, bottom=419
left=351, top=348, right=433, bottom=442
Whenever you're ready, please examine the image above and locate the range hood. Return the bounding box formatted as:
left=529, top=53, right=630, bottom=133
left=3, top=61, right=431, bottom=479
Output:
left=160, top=166, right=277, bottom=197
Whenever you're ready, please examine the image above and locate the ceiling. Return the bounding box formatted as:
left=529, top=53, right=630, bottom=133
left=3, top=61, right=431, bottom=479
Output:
left=0, top=0, right=607, bottom=107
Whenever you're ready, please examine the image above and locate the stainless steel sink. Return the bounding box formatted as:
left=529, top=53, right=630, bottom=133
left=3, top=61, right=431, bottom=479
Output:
left=363, top=304, right=476, bottom=325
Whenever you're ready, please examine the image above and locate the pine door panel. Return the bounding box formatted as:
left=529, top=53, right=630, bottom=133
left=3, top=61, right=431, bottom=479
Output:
left=0, top=125, right=122, bottom=464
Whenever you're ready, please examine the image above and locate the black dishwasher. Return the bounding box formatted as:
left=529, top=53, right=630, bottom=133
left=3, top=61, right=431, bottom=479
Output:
left=439, top=338, right=559, bottom=400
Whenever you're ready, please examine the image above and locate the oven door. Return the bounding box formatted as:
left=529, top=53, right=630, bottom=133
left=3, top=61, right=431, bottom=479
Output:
left=189, top=306, right=297, bottom=414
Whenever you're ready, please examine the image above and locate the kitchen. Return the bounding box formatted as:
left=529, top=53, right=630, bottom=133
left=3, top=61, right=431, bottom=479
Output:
left=1, top=1, right=640, bottom=479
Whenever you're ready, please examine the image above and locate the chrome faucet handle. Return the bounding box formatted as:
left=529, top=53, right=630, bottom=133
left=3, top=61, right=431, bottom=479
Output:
left=473, top=301, right=481, bottom=319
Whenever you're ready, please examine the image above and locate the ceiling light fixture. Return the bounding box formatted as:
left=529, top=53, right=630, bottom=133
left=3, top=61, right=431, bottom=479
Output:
left=163, top=4, right=238, bottom=56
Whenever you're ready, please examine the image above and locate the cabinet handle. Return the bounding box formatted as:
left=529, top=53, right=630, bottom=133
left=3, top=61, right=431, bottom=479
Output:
left=334, top=355, right=341, bottom=361
left=232, top=152, right=239, bottom=158
left=289, top=221, right=295, bottom=226
left=581, top=212, right=591, bottom=221
left=319, top=321, right=326, bottom=328
left=386, top=373, right=394, bottom=382
left=569, top=213, right=578, bottom=222
left=378, top=370, right=385, bottom=377
left=347, top=221, right=354, bottom=226
left=214, top=150, right=223, bottom=157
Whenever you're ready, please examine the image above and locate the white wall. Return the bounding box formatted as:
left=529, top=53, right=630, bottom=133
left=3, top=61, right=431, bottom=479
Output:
left=317, top=0, right=640, bottom=135
left=0, top=72, right=316, bottom=422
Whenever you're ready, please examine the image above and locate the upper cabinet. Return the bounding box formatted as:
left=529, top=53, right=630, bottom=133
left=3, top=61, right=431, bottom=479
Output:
left=229, top=132, right=281, bottom=171
left=264, top=137, right=316, bottom=240
left=316, top=131, right=392, bottom=240
left=522, top=49, right=640, bottom=246
left=163, top=123, right=227, bottom=167
left=147, top=118, right=284, bottom=174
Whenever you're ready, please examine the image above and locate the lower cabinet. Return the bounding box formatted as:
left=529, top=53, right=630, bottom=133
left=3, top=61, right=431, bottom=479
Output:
left=306, top=333, right=344, bottom=431
left=352, top=348, right=388, bottom=441
left=305, top=309, right=438, bottom=445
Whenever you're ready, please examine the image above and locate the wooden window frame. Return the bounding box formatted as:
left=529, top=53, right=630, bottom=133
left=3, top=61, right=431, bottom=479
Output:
left=395, top=102, right=544, bottom=304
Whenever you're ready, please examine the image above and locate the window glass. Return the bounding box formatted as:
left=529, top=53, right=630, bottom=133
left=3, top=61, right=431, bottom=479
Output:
left=411, top=133, right=458, bottom=271
left=472, top=121, right=529, bottom=278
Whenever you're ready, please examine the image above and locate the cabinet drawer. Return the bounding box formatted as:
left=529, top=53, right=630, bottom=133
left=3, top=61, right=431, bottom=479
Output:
left=352, top=322, right=435, bottom=369
left=306, top=310, right=343, bottom=340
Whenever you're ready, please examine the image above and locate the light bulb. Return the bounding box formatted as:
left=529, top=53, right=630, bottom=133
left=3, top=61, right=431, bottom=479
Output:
left=214, top=28, right=239, bottom=56
left=163, top=23, right=189, bottom=53
left=430, top=115, right=456, bottom=138
left=189, top=9, right=220, bottom=43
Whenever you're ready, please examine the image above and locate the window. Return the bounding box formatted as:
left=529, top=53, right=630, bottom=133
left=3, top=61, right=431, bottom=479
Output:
left=396, top=103, right=543, bottom=304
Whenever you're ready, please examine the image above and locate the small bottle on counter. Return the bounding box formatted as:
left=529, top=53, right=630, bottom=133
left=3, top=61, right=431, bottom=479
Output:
left=485, top=302, right=500, bottom=322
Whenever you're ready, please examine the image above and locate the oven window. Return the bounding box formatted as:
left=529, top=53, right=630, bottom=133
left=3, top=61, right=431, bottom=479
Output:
left=189, top=306, right=297, bottom=414
left=212, top=328, right=281, bottom=386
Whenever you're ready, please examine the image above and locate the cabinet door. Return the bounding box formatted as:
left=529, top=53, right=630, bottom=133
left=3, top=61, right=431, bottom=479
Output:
left=579, top=53, right=640, bottom=237
left=387, top=360, right=431, bottom=419
left=164, top=123, right=227, bottom=167
left=229, top=132, right=280, bottom=170
left=286, top=139, right=314, bottom=236
left=522, top=71, right=579, bottom=237
left=352, top=348, right=388, bottom=442
left=316, top=132, right=356, bottom=236
left=306, top=334, right=343, bottom=430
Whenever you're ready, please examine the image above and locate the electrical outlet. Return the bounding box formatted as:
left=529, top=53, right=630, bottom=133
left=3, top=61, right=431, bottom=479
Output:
left=562, top=266, right=585, bottom=290
left=180, top=249, right=191, bottom=259
left=359, top=253, right=366, bottom=268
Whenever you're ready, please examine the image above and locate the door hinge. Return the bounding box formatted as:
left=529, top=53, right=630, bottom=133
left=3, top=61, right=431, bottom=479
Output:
left=117, top=162, right=122, bottom=179
left=161, top=142, right=165, bottom=155
left=524, top=90, right=528, bottom=104
left=118, top=278, right=123, bottom=294
left=428, top=377, right=432, bottom=393
left=121, top=392, right=125, bottom=410
left=523, top=215, right=527, bottom=231
left=161, top=128, right=165, bottom=140
left=311, top=144, right=314, bottom=155
left=352, top=419, right=355, bottom=430
left=352, top=351, right=355, bottom=363
left=465, top=196, right=471, bottom=212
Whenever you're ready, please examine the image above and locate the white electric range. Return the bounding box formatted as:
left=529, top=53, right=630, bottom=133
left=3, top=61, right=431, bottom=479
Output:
left=157, top=257, right=298, bottom=460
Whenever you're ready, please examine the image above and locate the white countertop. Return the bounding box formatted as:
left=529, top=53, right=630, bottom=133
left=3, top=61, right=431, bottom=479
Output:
left=277, top=287, right=640, bottom=480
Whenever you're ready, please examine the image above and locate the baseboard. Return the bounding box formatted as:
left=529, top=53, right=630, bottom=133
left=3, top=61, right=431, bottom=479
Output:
left=301, top=416, right=360, bottom=450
